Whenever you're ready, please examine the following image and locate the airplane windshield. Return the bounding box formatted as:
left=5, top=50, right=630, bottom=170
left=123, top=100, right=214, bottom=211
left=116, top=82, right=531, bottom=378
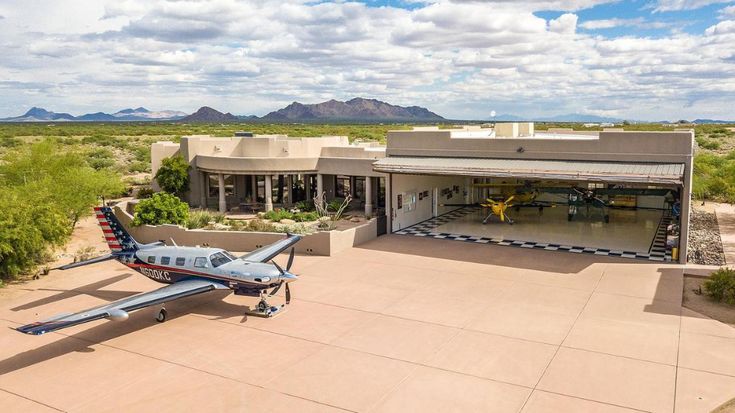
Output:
left=210, top=252, right=233, bottom=268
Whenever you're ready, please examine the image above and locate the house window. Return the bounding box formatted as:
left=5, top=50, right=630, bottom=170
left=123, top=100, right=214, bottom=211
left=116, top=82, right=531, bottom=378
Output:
left=336, top=175, right=351, bottom=198
left=175, top=257, right=186, bottom=266
left=194, top=257, right=208, bottom=268
left=208, top=174, right=235, bottom=197
left=160, top=257, right=170, bottom=265
left=147, top=256, right=156, bottom=264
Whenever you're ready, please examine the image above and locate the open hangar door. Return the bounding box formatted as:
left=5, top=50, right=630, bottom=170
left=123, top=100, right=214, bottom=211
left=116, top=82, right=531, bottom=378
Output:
left=376, top=156, right=685, bottom=262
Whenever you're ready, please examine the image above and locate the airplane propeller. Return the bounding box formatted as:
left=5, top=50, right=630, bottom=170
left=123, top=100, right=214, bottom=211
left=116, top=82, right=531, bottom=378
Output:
left=268, top=247, right=296, bottom=304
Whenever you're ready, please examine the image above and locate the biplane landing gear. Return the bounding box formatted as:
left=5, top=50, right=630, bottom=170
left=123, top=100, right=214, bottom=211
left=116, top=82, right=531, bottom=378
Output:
left=156, top=307, right=167, bottom=323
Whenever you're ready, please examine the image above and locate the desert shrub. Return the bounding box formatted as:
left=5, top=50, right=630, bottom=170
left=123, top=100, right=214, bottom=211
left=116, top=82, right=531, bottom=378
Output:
left=704, top=268, right=735, bottom=304
left=128, top=160, right=150, bottom=173
left=132, top=192, right=189, bottom=227
left=187, top=210, right=226, bottom=229
left=264, top=208, right=294, bottom=221
left=328, top=197, right=349, bottom=212
left=246, top=219, right=279, bottom=232
left=293, top=200, right=315, bottom=212
left=693, top=151, right=735, bottom=202
left=293, top=211, right=318, bottom=222
left=155, top=155, right=190, bottom=197
left=136, top=186, right=155, bottom=199
left=697, top=138, right=721, bottom=150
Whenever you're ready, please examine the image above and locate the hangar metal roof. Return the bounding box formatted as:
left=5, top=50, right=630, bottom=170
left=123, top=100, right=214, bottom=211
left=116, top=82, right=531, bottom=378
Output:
left=373, top=157, right=685, bottom=185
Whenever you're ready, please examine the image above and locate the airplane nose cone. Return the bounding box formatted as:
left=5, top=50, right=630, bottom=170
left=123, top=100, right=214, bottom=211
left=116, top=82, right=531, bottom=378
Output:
left=281, top=272, right=298, bottom=283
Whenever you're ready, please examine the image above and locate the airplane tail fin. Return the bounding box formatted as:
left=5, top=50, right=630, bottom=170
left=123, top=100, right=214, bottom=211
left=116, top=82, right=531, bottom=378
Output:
left=94, top=206, right=139, bottom=253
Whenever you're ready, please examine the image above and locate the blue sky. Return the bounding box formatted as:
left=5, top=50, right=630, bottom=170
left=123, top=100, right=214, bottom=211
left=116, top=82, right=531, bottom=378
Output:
left=0, top=0, right=734, bottom=120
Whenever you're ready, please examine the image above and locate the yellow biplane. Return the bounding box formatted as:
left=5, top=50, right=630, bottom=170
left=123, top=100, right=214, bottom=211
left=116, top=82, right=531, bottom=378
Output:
left=481, top=195, right=516, bottom=225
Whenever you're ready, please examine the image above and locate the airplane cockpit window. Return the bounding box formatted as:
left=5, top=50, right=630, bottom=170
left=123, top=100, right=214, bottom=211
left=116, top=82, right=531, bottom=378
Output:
left=194, top=257, right=208, bottom=268
left=209, top=252, right=233, bottom=268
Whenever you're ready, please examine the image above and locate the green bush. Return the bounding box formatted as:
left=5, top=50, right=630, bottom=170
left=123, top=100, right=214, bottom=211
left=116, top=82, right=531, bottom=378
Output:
left=693, top=151, right=735, bottom=202
left=697, top=138, right=721, bottom=150
left=155, top=155, right=190, bottom=197
left=187, top=210, right=226, bottom=229
left=132, top=192, right=189, bottom=227
left=264, top=208, right=294, bottom=221
left=293, top=211, right=318, bottom=222
left=293, top=200, right=315, bottom=212
left=136, top=186, right=155, bottom=199
left=704, top=268, right=735, bottom=304
left=328, top=198, right=349, bottom=212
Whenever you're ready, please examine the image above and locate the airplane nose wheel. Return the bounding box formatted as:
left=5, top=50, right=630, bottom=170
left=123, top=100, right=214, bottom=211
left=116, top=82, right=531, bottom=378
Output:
left=156, top=308, right=167, bottom=323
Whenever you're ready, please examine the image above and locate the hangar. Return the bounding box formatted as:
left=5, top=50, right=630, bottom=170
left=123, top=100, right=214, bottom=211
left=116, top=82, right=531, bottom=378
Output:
left=374, top=124, right=693, bottom=263
left=152, top=123, right=693, bottom=263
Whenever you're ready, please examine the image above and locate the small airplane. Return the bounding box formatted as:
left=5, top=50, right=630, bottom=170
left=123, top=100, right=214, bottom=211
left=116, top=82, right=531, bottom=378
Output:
left=481, top=195, right=516, bottom=224
left=17, top=206, right=302, bottom=335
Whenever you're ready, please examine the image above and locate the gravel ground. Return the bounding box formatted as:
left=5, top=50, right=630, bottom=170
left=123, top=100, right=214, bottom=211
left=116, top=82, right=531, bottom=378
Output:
left=687, top=208, right=727, bottom=265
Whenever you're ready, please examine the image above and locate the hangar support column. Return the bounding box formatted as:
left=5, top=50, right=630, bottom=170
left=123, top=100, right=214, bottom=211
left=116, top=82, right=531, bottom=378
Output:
left=385, top=174, right=392, bottom=234
left=218, top=173, right=226, bottom=213
left=305, top=174, right=312, bottom=202
left=264, top=175, right=273, bottom=212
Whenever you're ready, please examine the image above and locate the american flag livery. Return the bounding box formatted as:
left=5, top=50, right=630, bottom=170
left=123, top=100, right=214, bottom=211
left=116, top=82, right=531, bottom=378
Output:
left=94, top=206, right=138, bottom=252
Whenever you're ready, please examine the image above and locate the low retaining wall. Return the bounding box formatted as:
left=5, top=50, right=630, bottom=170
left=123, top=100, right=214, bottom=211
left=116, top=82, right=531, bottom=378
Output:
left=113, top=202, right=377, bottom=256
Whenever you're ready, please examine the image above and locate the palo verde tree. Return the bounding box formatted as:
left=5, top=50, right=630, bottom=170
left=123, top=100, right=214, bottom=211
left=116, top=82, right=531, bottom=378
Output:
left=0, top=139, right=124, bottom=279
left=154, top=155, right=190, bottom=197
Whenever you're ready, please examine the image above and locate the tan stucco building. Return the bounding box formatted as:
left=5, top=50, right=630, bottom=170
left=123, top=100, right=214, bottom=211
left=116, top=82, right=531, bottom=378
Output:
left=152, top=123, right=694, bottom=263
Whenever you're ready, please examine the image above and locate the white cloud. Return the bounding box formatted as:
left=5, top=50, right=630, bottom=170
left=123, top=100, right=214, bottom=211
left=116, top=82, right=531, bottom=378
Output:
left=0, top=0, right=733, bottom=121
left=650, top=0, right=735, bottom=12
left=549, top=13, right=578, bottom=34
left=580, top=17, right=645, bottom=29
left=720, top=4, right=735, bottom=16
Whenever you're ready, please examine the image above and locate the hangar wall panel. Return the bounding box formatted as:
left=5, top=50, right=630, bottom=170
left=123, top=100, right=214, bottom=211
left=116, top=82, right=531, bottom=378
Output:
left=392, top=174, right=467, bottom=231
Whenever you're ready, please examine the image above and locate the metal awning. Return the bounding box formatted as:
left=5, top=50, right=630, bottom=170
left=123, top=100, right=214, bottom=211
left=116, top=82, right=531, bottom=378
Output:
left=373, top=157, right=684, bottom=185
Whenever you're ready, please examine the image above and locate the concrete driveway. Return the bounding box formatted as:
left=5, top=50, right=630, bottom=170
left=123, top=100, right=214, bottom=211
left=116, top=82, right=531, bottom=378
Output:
left=1, top=235, right=734, bottom=412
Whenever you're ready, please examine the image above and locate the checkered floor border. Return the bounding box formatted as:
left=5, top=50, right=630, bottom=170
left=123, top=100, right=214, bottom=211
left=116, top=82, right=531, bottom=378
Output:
left=395, top=207, right=673, bottom=263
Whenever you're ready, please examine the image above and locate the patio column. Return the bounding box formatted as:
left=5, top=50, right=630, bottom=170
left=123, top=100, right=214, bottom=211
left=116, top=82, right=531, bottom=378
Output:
left=264, top=174, right=273, bottom=212
left=199, top=171, right=207, bottom=208
left=305, top=174, right=312, bottom=202
left=364, top=176, right=373, bottom=216
left=218, top=173, right=226, bottom=213
left=250, top=175, right=257, bottom=201
left=317, top=173, right=324, bottom=198
left=286, top=174, right=293, bottom=206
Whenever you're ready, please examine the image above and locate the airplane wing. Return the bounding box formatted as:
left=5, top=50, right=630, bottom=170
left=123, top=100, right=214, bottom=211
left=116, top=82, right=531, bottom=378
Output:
left=16, top=278, right=227, bottom=335
left=240, top=234, right=302, bottom=263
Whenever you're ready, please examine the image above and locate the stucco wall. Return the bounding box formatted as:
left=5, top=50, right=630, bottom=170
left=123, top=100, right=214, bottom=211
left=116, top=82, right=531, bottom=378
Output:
left=113, top=202, right=377, bottom=256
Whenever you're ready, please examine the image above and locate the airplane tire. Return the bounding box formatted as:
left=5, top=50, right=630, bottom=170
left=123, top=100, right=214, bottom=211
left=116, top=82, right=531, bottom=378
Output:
left=156, top=308, right=167, bottom=323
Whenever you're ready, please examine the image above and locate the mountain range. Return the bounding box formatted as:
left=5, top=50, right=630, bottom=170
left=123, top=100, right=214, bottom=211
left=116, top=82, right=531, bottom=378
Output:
left=0, top=98, right=444, bottom=123
left=261, top=97, right=443, bottom=121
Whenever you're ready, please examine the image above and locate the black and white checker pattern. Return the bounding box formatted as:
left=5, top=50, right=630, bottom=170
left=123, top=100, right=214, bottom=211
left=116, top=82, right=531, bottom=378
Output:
left=395, top=207, right=674, bottom=263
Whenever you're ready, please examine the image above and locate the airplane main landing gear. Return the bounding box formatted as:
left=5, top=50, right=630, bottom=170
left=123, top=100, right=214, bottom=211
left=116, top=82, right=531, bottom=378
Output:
left=156, top=308, right=167, bottom=323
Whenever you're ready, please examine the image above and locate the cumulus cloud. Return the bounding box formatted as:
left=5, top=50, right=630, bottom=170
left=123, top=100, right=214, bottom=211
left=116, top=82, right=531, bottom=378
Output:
left=0, top=0, right=734, bottom=121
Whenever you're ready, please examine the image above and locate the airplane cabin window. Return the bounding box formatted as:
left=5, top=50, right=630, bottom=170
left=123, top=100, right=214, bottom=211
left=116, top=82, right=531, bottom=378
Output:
left=161, top=257, right=170, bottom=265
left=194, top=257, right=207, bottom=268
left=147, top=256, right=156, bottom=264
left=175, top=257, right=186, bottom=266
left=210, top=252, right=233, bottom=268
